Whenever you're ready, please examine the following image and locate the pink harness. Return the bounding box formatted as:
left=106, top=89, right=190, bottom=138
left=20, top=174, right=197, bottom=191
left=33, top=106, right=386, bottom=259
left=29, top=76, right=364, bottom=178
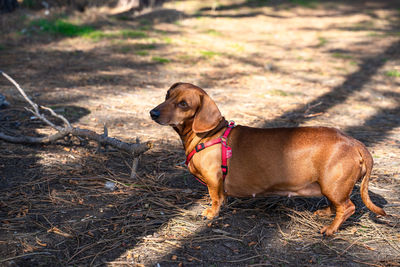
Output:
left=185, top=121, right=235, bottom=185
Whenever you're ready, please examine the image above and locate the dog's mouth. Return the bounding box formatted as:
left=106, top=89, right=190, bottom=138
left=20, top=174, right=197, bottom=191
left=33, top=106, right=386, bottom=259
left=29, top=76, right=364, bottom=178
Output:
left=151, top=117, right=174, bottom=126
left=152, top=118, right=167, bottom=125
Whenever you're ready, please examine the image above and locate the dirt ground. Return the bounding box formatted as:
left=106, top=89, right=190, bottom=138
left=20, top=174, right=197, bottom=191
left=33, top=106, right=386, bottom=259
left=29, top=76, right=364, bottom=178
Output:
left=1, top=0, right=400, bottom=266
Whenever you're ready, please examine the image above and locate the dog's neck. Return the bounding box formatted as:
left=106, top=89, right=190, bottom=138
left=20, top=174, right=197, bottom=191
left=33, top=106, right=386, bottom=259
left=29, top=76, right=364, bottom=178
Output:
left=174, top=118, right=228, bottom=156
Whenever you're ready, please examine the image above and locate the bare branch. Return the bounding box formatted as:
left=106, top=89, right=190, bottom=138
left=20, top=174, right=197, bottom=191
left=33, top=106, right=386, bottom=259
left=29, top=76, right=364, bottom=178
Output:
left=0, top=71, right=152, bottom=157
left=2, top=71, right=67, bottom=131
left=103, top=124, right=108, bottom=137
left=41, top=105, right=72, bottom=128
left=1, top=71, right=40, bottom=113
left=0, top=131, right=69, bottom=144
left=25, top=107, right=62, bottom=131
left=70, top=127, right=152, bottom=155
left=130, top=156, right=140, bottom=179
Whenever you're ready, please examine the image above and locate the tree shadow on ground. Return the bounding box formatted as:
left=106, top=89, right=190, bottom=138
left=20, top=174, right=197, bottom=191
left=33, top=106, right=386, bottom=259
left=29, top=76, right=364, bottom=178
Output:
left=112, top=8, right=186, bottom=24
left=0, top=101, right=92, bottom=264
left=261, top=39, right=400, bottom=132
left=0, top=45, right=168, bottom=108
left=0, top=140, right=208, bottom=266
left=0, top=103, right=90, bottom=182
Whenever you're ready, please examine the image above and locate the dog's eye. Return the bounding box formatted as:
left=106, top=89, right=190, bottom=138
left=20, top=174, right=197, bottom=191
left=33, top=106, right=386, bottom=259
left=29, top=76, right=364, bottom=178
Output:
left=178, top=101, right=188, bottom=108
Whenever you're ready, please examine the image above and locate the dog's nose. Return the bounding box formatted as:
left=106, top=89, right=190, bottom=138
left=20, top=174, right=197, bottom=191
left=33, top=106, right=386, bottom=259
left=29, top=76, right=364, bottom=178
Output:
left=150, top=109, right=160, bottom=120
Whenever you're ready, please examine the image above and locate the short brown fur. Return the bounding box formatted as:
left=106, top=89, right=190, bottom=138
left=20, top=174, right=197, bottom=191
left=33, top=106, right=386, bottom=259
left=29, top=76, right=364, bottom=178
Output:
left=150, top=83, right=386, bottom=236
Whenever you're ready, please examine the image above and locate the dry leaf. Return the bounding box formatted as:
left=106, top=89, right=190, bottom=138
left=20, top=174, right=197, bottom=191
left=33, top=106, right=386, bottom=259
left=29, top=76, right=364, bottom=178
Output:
left=22, top=243, right=36, bottom=253
left=248, top=241, right=257, bottom=246
left=21, top=240, right=36, bottom=253
left=16, top=206, right=29, bottom=218
left=47, top=226, right=73, bottom=238
left=36, top=237, right=47, bottom=247
left=363, top=244, right=375, bottom=251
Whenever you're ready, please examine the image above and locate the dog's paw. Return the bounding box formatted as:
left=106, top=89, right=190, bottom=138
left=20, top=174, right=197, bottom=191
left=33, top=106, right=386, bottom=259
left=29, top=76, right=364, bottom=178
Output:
left=201, top=208, right=218, bottom=220
left=320, top=225, right=336, bottom=236
left=314, top=206, right=334, bottom=217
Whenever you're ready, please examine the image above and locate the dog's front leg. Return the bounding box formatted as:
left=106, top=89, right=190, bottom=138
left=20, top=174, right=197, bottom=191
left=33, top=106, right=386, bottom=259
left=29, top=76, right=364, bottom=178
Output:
left=202, top=173, right=225, bottom=219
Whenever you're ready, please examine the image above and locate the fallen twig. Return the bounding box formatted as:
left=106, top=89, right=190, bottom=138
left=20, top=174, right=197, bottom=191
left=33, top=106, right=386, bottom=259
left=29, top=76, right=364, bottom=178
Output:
left=0, top=252, right=53, bottom=263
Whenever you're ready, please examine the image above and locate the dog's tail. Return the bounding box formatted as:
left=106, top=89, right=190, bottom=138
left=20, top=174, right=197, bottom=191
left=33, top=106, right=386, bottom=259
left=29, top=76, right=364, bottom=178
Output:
left=358, top=144, right=386, bottom=216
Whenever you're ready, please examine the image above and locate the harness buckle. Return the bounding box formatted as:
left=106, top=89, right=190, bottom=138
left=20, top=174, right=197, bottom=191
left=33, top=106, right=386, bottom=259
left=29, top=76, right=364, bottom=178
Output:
left=221, top=121, right=235, bottom=145
left=221, top=165, right=228, bottom=175
left=195, top=143, right=206, bottom=152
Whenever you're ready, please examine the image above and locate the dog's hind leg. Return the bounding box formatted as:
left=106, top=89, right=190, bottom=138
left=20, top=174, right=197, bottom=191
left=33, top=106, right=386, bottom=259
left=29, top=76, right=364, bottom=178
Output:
left=318, top=156, right=359, bottom=235
left=320, top=199, right=355, bottom=236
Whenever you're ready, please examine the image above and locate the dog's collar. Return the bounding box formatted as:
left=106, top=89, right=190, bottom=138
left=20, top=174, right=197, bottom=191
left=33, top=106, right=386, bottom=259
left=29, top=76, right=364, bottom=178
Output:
left=185, top=121, right=236, bottom=184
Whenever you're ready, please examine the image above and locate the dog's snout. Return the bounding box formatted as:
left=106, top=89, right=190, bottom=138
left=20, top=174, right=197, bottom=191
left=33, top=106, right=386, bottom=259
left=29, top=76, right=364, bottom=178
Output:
left=150, top=109, right=161, bottom=120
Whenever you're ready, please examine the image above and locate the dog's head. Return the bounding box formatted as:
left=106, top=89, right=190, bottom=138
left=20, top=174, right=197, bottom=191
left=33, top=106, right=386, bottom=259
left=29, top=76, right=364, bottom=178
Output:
left=150, top=83, right=222, bottom=133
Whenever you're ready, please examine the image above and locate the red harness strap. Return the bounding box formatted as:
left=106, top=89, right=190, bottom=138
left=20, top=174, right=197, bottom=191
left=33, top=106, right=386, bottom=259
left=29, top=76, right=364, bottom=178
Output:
left=185, top=121, right=235, bottom=184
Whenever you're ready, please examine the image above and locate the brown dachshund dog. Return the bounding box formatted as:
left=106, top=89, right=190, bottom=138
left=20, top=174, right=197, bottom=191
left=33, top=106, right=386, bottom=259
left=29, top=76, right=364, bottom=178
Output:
left=150, top=82, right=386, bottom=236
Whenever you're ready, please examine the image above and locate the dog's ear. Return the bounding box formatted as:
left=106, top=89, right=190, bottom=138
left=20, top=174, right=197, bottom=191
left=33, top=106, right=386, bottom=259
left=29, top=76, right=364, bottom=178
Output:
left=192, top=94, right=222, bottom=133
